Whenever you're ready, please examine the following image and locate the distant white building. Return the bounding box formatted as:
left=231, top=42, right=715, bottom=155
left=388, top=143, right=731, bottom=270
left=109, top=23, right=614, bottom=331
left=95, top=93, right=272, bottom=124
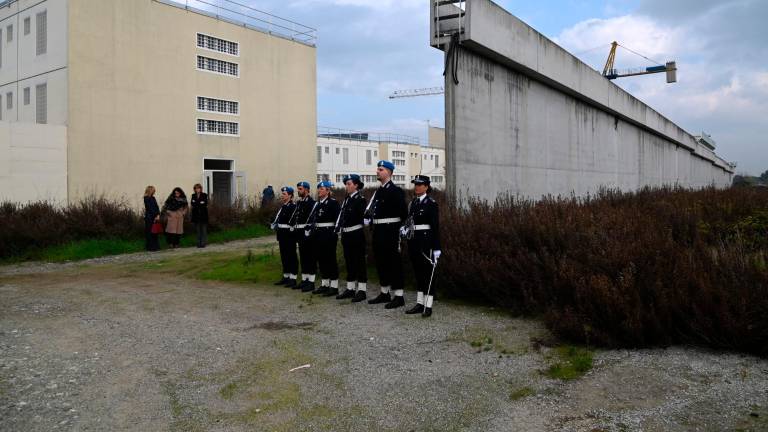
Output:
left=316, top=126, right=446, bottom=189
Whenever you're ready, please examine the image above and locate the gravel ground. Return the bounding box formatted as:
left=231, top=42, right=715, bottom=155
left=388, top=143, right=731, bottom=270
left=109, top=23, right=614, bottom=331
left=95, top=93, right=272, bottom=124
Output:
left=1, top=240, right=767, bottom=431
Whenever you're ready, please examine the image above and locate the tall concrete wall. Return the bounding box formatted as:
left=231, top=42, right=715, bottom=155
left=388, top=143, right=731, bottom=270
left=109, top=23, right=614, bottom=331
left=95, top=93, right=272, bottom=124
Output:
left=433, top=0, right=733, bottom=201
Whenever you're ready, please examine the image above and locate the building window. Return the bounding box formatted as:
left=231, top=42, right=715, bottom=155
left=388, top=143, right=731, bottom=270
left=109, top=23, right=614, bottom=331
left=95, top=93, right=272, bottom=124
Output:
left=343, top=148, right=349, bottom=164
left=423, top=155, right=427, bottom=160
left=36, top=10, right=47, bottom=55
left=23, top=17, right=30, bottom=35
left=317, top=174, right=323, bottom=183
left=322, top=174, right=329, bottom=181
left=336, top=174, right=344, bottom=183
left=197, top=96, right=239, bottom=115
left=317, top=146, right=322, bottom=163
left=324, top=147, right=329, bottom=154
left=435, top=155, right=439, bottom=167
left=6, top=24, right=11, bottom=42
left=197, top=119, right=239, bottom=136
left=23, top=87, right=30, bottom=105
left=374, top=151, right=377, bottom=157
left=35, top=84, right=47, bottom=124
left=6, top=92, right=12, bottom=110
left=196, top=33, right=239, bottom=56
left=197, top=55, right=239, bottom=77
left=335, top=147, right=340, bottom=155
left=393, top=175, right=406, bottom=183
left=393, top=159, right=406, bottom=167
left=393, top=150, right=405, bottom=158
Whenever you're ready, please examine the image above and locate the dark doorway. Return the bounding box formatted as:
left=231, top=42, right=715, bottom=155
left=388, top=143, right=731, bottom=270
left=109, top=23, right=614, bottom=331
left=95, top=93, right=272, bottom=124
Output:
left=212, top=171, right=233, bottom=206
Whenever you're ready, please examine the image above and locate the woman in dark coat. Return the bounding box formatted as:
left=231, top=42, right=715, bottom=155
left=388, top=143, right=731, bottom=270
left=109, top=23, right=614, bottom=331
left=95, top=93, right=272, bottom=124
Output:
left=162, top=187, right=188, bottom=248
left=143, top=186, right=161, bottom=251
left=190, top=183, right=209, bottom=248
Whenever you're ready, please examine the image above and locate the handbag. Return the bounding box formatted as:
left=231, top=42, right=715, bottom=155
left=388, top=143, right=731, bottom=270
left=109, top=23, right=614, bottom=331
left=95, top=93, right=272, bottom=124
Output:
left=151, top=221, right=163, bottom=234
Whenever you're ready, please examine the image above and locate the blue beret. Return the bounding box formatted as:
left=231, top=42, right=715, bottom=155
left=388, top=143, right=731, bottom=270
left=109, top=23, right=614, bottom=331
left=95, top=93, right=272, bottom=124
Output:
left=281, top=186, right=294, bottom=194
left=343, top=174, right=361, bottom=184
left=317, top=180, right=334, bottom=189
left=378, top=160, right=395, bottom=171
left=297, top=181, right=311, bottom=189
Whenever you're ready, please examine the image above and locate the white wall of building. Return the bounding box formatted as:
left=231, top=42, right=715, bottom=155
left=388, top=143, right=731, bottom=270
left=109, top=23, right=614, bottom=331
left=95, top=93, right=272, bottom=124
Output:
left=317, top=136, right=380, bottom=185
left=0, top=121, right=67, bottom=203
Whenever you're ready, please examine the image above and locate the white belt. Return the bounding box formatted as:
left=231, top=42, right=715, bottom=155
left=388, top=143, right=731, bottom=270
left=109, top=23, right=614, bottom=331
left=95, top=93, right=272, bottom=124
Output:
left=277, top=224, right=292, bottom=229
left=315, top=222, right=335, bottom=228
left=414, top=224, right=431, bottom=231
left=343, top=224, right=364, bottom=233
left=373, top=218, right=401, bottom=225
left=295, top=224, right=307, bottom=229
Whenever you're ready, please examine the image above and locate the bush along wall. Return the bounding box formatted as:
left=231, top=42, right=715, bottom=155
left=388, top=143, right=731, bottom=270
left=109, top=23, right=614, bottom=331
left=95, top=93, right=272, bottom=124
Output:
left=437, top=187, right=768, bottom=357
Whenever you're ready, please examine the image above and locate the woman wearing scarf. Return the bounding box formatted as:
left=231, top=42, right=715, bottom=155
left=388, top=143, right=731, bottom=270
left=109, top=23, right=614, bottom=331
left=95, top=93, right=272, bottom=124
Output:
left=163, top=187, right=188, bottom=248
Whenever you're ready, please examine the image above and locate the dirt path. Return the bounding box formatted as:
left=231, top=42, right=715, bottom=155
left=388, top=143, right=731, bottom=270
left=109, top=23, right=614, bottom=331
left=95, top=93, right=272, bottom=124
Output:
left=1, top=246, right=767, bottom=431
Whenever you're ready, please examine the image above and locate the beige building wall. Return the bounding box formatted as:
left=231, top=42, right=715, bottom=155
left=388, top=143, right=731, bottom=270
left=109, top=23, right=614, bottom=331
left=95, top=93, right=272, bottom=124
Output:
left=0, top=121, right=67, bottom=203
left=66, top=0, right=316, bottom=205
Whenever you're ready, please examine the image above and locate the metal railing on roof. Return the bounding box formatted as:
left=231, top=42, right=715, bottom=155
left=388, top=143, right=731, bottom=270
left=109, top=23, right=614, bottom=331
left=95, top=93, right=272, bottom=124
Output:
left=318, top=126, right=421, bottom=146
left=157, top=0, right=317, bottom=47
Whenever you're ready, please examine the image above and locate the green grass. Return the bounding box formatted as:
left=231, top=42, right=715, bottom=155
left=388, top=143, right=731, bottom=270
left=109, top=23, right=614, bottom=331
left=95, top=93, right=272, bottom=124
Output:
left=509, top=386, right=535, bottom=401
left=7, top=224, right=271, bottom=263
left=197, top=250, right=283, bottom=284
left=544, top=345, right=594, bottom=380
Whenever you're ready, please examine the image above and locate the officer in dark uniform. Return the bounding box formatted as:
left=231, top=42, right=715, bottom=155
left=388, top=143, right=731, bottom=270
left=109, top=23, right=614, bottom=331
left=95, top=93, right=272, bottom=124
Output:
left=271, top=186, right=299, bottom=288
left=366, top=160, right=408, bottom=309
left=292, top=181, right=317, bottom=292
left=307, top=180, right=341, bottom=297
left=403, top=175, right=442, bottom=317
left=335, top=174, right=368, bottom=302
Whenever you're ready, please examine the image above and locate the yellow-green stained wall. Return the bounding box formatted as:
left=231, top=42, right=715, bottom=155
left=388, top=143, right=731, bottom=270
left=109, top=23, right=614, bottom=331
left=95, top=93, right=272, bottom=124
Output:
left=67, top=0, right=317, bottom=203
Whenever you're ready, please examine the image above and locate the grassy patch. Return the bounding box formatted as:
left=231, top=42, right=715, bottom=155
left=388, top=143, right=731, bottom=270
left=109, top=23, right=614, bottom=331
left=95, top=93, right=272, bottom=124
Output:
left=544, top=346, right=594, bottom=380
left=450, top=325, right=532, bottom=355
left=197, top=249, right=282, bottom=284
left=4, top=224, right=271, bottom=263
left=509, top=386, right=535, bottom=401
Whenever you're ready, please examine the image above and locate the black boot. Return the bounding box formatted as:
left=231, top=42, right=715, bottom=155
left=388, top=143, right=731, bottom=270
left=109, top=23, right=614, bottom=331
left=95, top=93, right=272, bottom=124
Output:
left=292, top=280, right=305, bottom=290
left=312, top=285, right=329, bottom=295
left=405, top=304, right=424, bottom=314
left=285, top=279, right=297, bottom=289
left=351, top=291, right=367, bottom=303
left=274, top=277, right=289, bottom=286
left=422, top=307, right=433, bottom=318
left=336, top=289, right=355, bottom=300
left=301, top=281, right=316, bottom=292
left=385, top=296, right=405, bottom=309
left=368, top=292, right=391, bottom=304
left=323, top=288, right=339, bottom=297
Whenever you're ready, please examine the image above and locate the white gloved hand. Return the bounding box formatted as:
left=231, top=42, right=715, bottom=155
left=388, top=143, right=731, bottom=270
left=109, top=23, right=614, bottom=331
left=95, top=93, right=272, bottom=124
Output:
left=399, top=226, right=408, bottom=237
left=364, top=218, right=372, bottom=226
left=433, top=250, right=442, bottom=261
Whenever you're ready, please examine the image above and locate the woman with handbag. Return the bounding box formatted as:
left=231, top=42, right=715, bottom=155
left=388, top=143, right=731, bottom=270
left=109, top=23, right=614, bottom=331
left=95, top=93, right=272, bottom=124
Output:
left=143, top=186, right=161, bottom=251
left=190, top=183, right=209, bottom=248
left=163, top=187, right=188, bottom=249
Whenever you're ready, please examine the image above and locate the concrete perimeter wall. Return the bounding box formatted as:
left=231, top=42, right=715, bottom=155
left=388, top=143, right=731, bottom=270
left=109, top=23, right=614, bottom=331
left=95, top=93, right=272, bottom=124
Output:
left=435, top=0, right=733, bottom=201
left=0, top=121, right=68, bottom=203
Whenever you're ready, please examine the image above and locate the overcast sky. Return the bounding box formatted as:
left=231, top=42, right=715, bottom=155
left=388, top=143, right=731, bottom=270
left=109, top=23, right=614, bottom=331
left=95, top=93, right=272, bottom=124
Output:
left=208, top=0, right=767, bottom=175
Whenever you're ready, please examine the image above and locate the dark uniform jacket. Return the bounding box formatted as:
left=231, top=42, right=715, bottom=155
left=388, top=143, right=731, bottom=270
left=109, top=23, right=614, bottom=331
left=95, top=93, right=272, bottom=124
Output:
left=308, top=197, right=340, bottom=239
left=338, top=191, right=367, bottom=231
left=368, top=180, right=407, bottom=227
left=292, top=196, right=316, bottom=229
left=190, top=192, right=209, bottom=224
left=407, top=194, right=441, bottom=251
left=274, top=201, right=297, bottom=241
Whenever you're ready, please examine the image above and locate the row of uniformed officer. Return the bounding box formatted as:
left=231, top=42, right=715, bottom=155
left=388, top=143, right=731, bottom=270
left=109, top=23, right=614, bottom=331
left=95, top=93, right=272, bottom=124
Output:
left=272, top=162, right=442, bottom=316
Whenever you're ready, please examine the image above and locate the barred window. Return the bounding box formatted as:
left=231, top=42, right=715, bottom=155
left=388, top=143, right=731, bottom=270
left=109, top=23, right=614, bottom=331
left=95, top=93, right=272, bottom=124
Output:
left=197, top=33, right=239, bottom=56
left=393, top=159, right=406, bottom=167
left=197, top=96, right=239, bottom=115
left=343, top=148, right=349, bottom=164
left=316, top=146, right=322, bottom=163
left=393, top=151, right=406, bottom=158
left=366, top=149, right=372, bottom=165
left=36, top=10, right=47, bottom=55
left=23, top=87, right=30, bottom=105
left=197, top=119, right=239, bottom=136
left=197, top=55, right=238, bottom=77
left=36, top=83, right=47, bottom=124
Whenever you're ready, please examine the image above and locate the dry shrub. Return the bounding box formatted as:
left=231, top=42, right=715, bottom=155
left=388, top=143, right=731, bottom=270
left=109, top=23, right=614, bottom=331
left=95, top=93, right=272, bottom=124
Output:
left=437, top=187, right=768, bottom=356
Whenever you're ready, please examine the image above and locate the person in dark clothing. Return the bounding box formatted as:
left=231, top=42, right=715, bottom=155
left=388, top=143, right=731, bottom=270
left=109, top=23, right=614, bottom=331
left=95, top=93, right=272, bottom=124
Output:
left=366, top=160, right=409, bottom=309
left=403, top=175, right=442, bottom=318
left=272, top=186, right=299, bottom=288
left=190, top=184, right=209, bottom=248
left=162, top=187, right=188, bottom=248
left=308, top=181, right=341, bottom=297
left=261, top=185, right=275, bottom=207
left=143, top=185, right=161, bottom=252
left=292, top=181, right=317, bottom=292
left=335, top=174, right=368, bottom=302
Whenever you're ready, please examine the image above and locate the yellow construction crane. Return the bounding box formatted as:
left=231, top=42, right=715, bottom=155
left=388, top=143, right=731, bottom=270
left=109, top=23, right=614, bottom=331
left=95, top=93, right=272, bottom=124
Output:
left=602, top=41, right=677, bottom=83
